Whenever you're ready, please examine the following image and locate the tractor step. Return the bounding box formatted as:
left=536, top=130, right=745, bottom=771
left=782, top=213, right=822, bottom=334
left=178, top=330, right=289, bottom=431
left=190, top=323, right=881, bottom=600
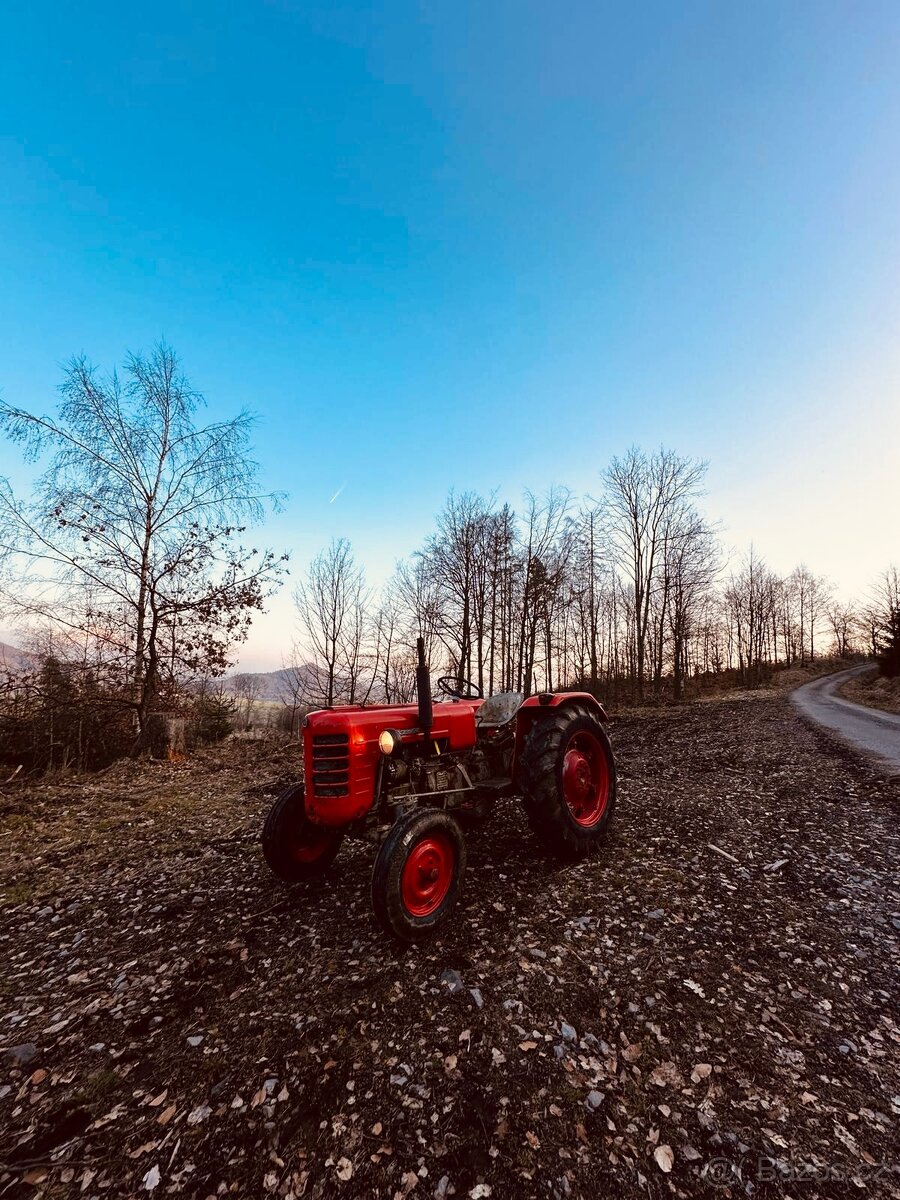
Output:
left=473, top=777, right=514, bottom=793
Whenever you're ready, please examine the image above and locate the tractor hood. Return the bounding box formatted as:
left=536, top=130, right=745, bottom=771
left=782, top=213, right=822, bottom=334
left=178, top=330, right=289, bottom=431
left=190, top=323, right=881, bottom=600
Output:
left=302, top=700, right=483, bottom=826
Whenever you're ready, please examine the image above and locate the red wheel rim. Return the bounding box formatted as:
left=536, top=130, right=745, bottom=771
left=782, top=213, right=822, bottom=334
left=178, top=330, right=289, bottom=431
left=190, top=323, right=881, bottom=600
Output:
left=401, top=833, right=455, bottom=917
left=562, top=731, right=609, bottom=827
left=290, top=823, right=333, bottom=863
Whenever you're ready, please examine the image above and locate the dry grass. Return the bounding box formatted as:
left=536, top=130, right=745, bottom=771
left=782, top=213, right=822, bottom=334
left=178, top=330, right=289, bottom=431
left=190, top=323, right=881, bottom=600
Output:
left=840, top=670, right=900, bottom=716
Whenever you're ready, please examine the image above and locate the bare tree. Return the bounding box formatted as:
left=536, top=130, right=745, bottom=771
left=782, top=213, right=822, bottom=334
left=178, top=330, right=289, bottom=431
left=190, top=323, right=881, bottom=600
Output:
left=370, top=597, right=404, bottom=702
left=576, top=504, right=607, bottom=688
left=663, top=508, right=719, bottom=700
left=417, top=492, right=494, bottom=690
left=787, top=565, right=831, bottom=665
left=725, top=547, right=776, bottom=685
left=604, top=447, right=706, bottom=700
left=231, top=671, right=263, bottom=730
left=0, top=345, right=286, bottom=751
left=277, top=643, right=312, bottom=733
left=515, top=487, right=572, bottom=693
left=294, top=538, right=370, bottom=706
left=825, top=600, right=858, bottom=659
left=392, top=554, right=444, bottom=674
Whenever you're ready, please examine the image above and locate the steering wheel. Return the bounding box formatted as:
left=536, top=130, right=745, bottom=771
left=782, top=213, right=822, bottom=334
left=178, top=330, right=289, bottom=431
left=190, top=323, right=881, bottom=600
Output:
left=436, top=675, right=483, bottom=700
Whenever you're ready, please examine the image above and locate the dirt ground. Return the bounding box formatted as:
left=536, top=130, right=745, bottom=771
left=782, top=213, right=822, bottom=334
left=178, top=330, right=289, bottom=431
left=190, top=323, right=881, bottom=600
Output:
left=1, top=695, right=898, bottom=1200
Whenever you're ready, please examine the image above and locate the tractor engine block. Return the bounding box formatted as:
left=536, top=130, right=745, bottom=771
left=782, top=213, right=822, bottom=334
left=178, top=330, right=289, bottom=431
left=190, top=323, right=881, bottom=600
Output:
left=421, top=760, right=463, bottom=795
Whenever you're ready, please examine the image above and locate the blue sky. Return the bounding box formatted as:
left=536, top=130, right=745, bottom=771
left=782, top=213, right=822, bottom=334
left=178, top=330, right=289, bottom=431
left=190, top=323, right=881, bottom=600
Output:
left=1, top=1, right=898, bottom=667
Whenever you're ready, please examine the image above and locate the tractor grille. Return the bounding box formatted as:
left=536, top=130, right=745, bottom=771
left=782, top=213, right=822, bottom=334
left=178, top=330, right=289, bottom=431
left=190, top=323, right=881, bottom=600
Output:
left=308, top=732, right=350, bottom=797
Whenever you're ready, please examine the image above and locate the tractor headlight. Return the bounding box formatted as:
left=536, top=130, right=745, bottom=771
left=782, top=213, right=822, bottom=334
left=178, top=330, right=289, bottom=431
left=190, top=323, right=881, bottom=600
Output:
left=378, top=728, right=402, bottom=755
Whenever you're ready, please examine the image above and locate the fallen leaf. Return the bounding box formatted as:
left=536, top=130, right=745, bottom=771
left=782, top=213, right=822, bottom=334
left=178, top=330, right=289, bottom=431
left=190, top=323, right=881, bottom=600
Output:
left=649, top=1061, right=684, bottom=1088
left=129, top=1141, right=159, bottom=1159
left=91, top=1104, right=124, bottom=1129
left=833, top=1123, right=859, bottom=1155
left=336, top=1157, right=353, bottom=1181
left=654, top=1145, right=674, bottom=1173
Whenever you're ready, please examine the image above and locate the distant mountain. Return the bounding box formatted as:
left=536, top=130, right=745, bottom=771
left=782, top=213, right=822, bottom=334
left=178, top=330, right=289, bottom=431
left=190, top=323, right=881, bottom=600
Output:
left=0, top=642, right=34, bottom=672
left=223, top=663, right=318, bottom=703
left=0, top=639, right=319, bottom=702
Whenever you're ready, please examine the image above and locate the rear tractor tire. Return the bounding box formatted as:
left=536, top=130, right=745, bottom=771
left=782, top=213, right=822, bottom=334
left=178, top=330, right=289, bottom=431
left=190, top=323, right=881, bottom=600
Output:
left=372, top=808, right=466, bottom=942
left=519, top=708, right=616, bottom=860
left=261, top=783, right=344, bottom=882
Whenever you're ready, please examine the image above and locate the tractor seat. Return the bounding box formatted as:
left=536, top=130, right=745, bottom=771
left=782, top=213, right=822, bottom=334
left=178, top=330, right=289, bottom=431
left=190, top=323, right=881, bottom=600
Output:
left=476, top=692, right=524, bottom=728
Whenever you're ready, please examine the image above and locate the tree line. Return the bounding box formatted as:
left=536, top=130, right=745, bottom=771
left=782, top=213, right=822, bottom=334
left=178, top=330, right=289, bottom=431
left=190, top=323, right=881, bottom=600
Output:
left=291, top=448, right=898, bottom=710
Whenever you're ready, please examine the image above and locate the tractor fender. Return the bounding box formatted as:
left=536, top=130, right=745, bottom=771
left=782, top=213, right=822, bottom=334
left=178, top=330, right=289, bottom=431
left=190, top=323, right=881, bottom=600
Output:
left=511, top=692, right=609, bottom=784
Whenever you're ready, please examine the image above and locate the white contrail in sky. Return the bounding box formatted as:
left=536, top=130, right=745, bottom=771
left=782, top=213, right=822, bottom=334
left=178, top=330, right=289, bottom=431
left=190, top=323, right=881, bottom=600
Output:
left=329, top=481, right=346, bottom=504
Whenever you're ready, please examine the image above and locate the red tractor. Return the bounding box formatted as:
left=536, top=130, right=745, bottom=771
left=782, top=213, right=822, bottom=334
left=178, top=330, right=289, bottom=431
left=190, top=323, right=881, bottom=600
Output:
left=262, top=638, right=616, bottom=940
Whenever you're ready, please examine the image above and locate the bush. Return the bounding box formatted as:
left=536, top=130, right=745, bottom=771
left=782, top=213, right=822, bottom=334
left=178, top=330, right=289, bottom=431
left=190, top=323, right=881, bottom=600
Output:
left=0, top=658, right=239, bottom=771
left=877, top=622, right=900, bottom=678
left=0, top=658, right=134, bottom=772
left=187, top=689, right=237, bottom=746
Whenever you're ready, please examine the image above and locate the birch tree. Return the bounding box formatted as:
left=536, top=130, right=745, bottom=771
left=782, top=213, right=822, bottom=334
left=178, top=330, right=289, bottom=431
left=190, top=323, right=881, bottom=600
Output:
left=0, top=344, right=286, bottom=750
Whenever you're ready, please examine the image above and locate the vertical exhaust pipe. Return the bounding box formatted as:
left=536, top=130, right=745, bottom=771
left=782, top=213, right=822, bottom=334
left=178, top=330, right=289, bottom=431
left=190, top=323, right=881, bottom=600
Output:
left=416, top=636, right=433, bottom=736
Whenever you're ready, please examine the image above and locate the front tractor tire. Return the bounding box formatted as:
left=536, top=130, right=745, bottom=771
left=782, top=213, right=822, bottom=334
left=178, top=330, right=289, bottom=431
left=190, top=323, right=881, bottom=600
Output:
left=262, top=783, right=343, bottom=883
left=519, top=708, right=616, bottom=860
left=372, top=808, right=466, bottom=942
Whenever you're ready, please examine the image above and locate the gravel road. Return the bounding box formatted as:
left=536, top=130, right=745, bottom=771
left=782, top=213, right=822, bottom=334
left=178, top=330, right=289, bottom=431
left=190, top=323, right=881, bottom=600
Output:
left=792, top=664, right=900, bottom=775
